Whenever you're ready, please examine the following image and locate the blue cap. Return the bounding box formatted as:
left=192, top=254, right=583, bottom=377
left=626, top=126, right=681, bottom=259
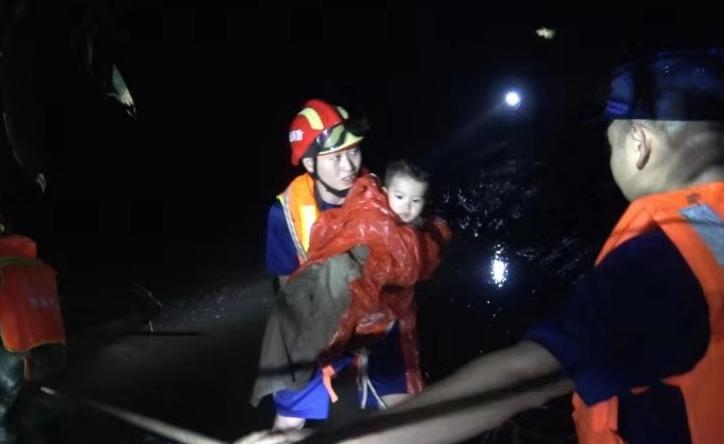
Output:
left=605, top=48, right=724, bottom=121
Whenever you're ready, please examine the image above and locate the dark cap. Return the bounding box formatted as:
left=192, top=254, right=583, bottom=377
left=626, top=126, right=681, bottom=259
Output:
left=605, top=48, right=724, bottom=121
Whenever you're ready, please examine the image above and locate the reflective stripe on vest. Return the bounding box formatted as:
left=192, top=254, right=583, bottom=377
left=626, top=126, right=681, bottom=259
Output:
left=0, top=257, right=42, bottom=268
left=0, top=235, right=65, bottom=352
left=680, top=204, right=724, bottom=266
left=277, top=174, right=319, bottom=264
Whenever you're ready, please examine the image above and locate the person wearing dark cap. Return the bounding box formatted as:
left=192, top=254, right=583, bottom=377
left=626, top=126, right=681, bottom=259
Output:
left=286, top=49, right=724, bottom=444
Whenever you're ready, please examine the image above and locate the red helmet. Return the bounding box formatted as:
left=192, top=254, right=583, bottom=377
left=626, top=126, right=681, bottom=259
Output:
left=288, top=99, right=366, bottom=166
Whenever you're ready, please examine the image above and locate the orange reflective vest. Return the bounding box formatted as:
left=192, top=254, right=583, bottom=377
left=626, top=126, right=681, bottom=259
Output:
left=573, top=182, right=724, bottom=444
left=0, top=235, right=65, bottom=352
left=277, top=173, right=319, bottom=264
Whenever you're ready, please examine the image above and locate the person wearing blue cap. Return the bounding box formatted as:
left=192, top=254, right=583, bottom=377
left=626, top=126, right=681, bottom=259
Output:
left=265, top=49, right=724, bottom=444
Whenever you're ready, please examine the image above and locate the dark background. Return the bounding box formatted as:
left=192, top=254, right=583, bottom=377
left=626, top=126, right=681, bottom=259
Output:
left=1, top=0, right=722, bottom=346
left=1, top=3, right=724, bottom=442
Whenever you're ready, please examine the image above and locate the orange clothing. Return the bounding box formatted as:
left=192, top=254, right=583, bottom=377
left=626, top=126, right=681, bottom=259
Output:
left=573, top=182, right=724, bottom=444
left=0, top=235, right=65, bottom=352
left=293, top=174, right=451, bottom=393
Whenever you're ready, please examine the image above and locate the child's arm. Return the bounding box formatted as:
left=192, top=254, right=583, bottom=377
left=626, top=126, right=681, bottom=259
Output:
left=417, top=216, right=452, bottom=281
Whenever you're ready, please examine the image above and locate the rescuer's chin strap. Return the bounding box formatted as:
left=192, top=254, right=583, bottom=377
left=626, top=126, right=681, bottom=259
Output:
left=311, top=157, right=351, bottom=199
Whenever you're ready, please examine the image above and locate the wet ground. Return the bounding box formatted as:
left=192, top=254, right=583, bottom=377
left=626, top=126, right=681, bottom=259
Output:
left=10, top=241, right=578, bottom=443
left=13, top=258, right=389, bottom=443
left=16, top=281, right=387, bottom=443
left=13, top=249, right=585, bottom=442
left=16, top=268, right=276, bottom=443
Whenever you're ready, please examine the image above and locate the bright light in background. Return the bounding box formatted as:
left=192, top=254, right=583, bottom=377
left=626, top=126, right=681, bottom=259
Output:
left=491, top=259, right=507, bottom=286
left=504, top=91, right=521, bottom=109
left=489, top=245, right=509, bottom=288
left=536, top=27, right=556, bottom=40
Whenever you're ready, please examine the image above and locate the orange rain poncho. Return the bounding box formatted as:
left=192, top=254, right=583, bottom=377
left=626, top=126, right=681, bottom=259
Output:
left=0, top=235, right=65, bottom=352
left=296, top=174, right=451, bottom=393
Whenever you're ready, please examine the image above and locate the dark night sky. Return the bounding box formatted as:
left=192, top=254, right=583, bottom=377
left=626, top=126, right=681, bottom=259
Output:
left=2, top=3, right=724, bottom=328
left=80, top=4, right=724, bottom=200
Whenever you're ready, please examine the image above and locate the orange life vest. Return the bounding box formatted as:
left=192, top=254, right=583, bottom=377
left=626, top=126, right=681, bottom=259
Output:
left=277, top=173, right=319, bottom=264
left=0, top=235, right=65, bottom=352
left=572, top=182, right=724, bottom=444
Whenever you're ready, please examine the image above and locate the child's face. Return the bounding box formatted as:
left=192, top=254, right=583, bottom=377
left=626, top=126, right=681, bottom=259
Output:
left=385, top=175, right=428, bottom=223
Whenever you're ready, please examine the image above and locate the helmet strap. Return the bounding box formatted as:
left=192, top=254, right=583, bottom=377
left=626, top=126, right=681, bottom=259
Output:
left=311, top=157, right=350, bottom=199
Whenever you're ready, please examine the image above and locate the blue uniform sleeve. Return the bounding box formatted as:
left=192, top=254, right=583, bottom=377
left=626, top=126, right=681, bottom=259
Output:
left=265, top=202, right=300, bottom=276
left=524, top=228, right=710, bottom=405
